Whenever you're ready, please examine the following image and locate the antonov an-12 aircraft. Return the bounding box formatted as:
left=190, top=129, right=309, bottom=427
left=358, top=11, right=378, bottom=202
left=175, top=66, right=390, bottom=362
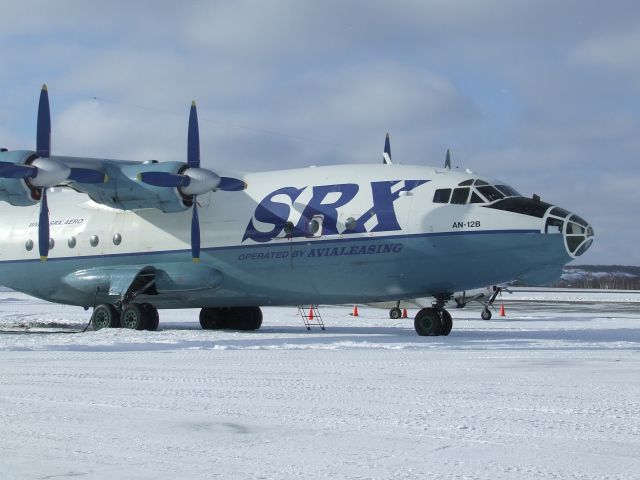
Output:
left=0, top=86, right=594, bottom=336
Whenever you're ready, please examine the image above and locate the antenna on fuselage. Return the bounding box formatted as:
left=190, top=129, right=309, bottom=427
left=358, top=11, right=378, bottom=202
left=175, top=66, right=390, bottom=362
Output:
left=382, top=133, right=392, bottom=164
left=444, top=149, right=451, bottom=169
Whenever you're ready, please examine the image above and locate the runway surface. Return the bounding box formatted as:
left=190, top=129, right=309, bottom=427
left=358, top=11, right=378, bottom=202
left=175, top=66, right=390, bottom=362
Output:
left=0, top=289, right=638, bottom=479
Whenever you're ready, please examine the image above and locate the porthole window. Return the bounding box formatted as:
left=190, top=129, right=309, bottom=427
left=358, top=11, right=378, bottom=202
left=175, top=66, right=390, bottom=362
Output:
left=25, top=239, right=33, bottom=251
left=308, top=219, right=320, bottom=235
left=345, top=217, right=357, bottom=230
left=68, top=236, right=76, bottom=248
left=283, top=222, right=294, bottom=237
left=90, top=235, right=99, bottom=247
left=113, top=233, right=122, bottom=245
left=48, top=238, right=55, bottom=250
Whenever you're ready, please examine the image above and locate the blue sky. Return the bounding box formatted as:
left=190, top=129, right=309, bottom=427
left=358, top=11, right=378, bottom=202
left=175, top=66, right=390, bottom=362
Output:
left=1, top=0, right=638, bottom=264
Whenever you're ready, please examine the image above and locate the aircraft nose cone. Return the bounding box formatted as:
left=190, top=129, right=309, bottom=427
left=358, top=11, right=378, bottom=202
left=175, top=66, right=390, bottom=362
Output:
left=564, top=213, right=593, bottom=257
left=545, top=208, right=593, bottom=257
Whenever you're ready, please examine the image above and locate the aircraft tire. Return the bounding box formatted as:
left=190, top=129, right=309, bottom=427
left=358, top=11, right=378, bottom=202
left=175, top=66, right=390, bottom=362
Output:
left=414, top=308, right=443, bottom=336
left=389, top=307, right=402, bottom=319
left=229, top=307, right=263, bottom=331
left=481, top=308, right=492, bottom=320
left=441, top=309, right=453, bottom=336
left=91, top=304, right=120, bottom=330
left=141, top=303, right=159, bottom=331
left=199, top=308, right=227, bottom=330
left=121, top=304, right=146, bottom=330
left=249, top=307, right=263, bottom=330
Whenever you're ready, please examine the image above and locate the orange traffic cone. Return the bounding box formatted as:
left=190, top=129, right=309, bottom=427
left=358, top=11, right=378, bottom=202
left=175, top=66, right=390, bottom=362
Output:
left=352, top=305, right=359, bottom=317
left=308, top=308, right=314, bottom=320
left=402, top=308, right=408, bottom=318
left=499, top=303, right=506, bottom=317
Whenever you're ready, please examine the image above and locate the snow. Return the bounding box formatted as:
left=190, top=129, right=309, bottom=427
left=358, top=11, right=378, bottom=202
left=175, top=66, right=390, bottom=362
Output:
left=1, top=290, right=639, bottom=479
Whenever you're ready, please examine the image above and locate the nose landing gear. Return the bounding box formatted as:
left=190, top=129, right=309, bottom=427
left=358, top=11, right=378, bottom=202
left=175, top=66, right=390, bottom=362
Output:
left=414, top=294, right=453, bottom=336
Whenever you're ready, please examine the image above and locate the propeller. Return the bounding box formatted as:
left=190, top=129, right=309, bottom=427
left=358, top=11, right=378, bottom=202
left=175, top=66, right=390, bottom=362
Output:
left=382, top=133, right=392, bottom=164
left=35, top=84, right=52, bottom=261
left=138, top=101, right=246, bottom=262
left=0, top=85, right=107, bottom=261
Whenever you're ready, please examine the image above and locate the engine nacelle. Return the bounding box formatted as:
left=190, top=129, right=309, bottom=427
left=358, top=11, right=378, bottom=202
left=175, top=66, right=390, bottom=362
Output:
left=0, top=150, right=38, bottom=206
left=76, top=160, right=191, bottom=213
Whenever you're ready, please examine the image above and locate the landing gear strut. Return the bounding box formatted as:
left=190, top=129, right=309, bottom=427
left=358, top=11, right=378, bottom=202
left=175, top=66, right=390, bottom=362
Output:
left=200, top=307, right=263, bottom=331
left=413, top=294, right=452, bottom=336
left=480, top=286, right=508, bottom=320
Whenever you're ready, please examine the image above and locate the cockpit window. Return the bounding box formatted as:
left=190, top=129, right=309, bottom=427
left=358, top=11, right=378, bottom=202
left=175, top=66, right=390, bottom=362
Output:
left=450, top=187, right=470, bottom=204
left=469, top=192, right=484, bottom=203
left=474, top=179, right=489, bottom=186
left=433, top=188, right=451, bottom=203
left=458, top=179, right=474, bottom=186
left=550, top=207, right=570, bottom=218
left=476, top=186, right=505, bottom=202
left=495, top=185, right=520, bottom=197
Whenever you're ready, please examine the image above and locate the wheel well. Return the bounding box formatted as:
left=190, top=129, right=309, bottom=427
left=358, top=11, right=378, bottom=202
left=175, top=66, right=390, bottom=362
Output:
left=123, top=267, right=158, bottom=304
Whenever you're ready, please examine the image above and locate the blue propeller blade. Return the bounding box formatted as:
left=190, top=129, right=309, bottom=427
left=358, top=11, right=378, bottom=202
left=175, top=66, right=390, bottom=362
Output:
left=218, top=177, right=247, bottom=191
left=36, top=85, right=51, bottom=158
left=139, top=172, right=191, bottom=188
left=187, top=101, right=200, bottom=168
left=38, top=189, right=50, bottom=261
left=68, top=168, right=107, bottom=184
left=0, top=162, right=35, bottom=179
left=191, top=205, right=200, bottom=262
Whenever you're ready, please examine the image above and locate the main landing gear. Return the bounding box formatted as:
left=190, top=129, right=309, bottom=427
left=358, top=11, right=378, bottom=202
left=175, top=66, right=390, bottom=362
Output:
left=413, top=295, right=453, bottom=336
left=199, top=307, right=263, bottom=331
left=90, top=304, right=263, bottom=332
left=91, top=303, right=159, bottom=331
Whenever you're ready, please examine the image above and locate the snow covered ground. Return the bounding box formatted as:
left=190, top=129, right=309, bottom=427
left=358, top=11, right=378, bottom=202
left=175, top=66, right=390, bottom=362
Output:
left=1, top=290, right=639, bottom=479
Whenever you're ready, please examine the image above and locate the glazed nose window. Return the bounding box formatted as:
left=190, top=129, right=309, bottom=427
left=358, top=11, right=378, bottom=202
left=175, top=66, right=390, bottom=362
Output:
left=565, top=215, right=594, bottom=257
left=545, top=217, right=564, bottom=234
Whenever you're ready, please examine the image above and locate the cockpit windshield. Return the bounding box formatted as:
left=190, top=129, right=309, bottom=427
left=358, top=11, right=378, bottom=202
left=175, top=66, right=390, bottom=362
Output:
left=432, top=179, right=521, bottom=205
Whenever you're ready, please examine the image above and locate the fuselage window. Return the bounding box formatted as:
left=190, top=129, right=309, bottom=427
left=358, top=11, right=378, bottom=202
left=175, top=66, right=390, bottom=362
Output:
left=451, top=187, right=470, bottom=205
left=433, top=188, right=451, bottom=203
left=469, top=191, right=484, bottom=203
left=476, top=186, right=505, bottom=202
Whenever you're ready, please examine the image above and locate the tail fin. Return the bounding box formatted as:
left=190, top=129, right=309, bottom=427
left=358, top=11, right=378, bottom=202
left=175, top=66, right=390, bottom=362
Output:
left=383, top=133, right=392, bottom=164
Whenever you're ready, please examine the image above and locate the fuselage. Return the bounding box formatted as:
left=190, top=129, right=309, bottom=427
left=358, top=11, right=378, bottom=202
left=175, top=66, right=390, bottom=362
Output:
left=0, top=162, right=593, bottom=309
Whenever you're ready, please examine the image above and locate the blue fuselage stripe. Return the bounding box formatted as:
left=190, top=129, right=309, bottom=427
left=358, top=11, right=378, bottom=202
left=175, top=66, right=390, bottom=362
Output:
left=0, top=229, right=540, bottom=265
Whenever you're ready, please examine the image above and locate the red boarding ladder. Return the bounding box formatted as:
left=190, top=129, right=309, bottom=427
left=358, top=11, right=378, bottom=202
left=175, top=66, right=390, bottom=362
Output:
left=297, top=305, right=325, bottom=331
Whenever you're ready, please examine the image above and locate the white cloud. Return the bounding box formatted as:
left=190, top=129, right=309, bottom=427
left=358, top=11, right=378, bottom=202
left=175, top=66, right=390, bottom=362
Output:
left=1, top=0, right=639, bottom=264
left=573, top=28, right=640, bottom=71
